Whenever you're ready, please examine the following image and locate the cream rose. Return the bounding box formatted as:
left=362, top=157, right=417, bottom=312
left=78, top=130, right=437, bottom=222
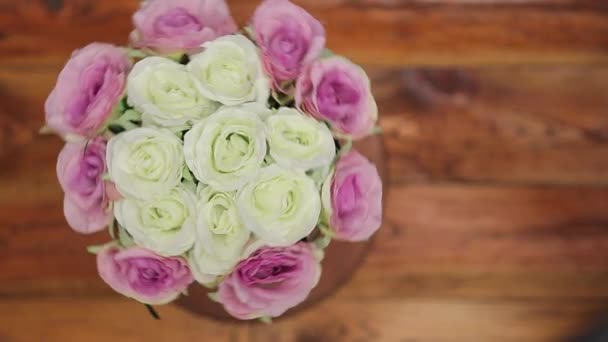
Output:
left=183, top=104, right=267, bottom=191
left=107, top=127, right=184, bottom=199
left=266, top=107, right=336, bottom=171
left=127, top=56, right=218, bottom=129
left=187, top=34, right=270, bottom=106
left=114, top=185, right=197, bottom=256
left=189, top=185, right=250, bottom=284
left=237, top=165, right=321, bottom=246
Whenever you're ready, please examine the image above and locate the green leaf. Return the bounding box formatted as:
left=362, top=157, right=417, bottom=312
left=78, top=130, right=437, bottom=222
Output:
left=108, top=124, right=126, bottom=135
left=107, top=219, right=117, bottom=239
left=166, top=52, right=188, bottom=64
left=318, top=223, right=336, bottom=238
left=208, top=292, right=220, bottom=303
left=371, top=126, right=383, bottom=135
left=182, top=166, right=195, bottom=182
left=243, top=26, right=255, bottom=39
left=86, top=245, right=103, bottom=255
left=107, top=109, right=142, bottom=134
left=118, top=226, right=136, bottom=248
left=271, top=85, right=295, bottom=107
left=182, top=178, right=197, bottom=193
left=39, top=125, right=53, bottom=135
left=259, top=316, right=272, bottom=324
left=122, top=109, right=142, bottom=123
left=114, top=96, right=129, bottom=114
left=86, top=241, right=117, bottom=255
left=320, top=48, right=335, bottom=58
left=338, top=139, right=353, bottom=156
left=126, top=48, right=149, bottom=60
left=314, top=234, right=332, bottom=250
left=307, top=165, right=331, bottom=188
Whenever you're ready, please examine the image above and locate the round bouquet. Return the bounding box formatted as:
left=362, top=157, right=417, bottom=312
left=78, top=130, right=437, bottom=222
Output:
left=45, top=0, right=382, bottom=321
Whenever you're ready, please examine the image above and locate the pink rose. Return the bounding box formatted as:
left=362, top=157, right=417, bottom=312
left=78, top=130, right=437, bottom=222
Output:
left=324, top=149, right=382, bottom=241
left=45, top=43, right=131, bottom=138
left=56, top=137, right=112, bottom=234
left=130, top=0, right=238, bottom=54
left=97, top=245, right=193, bottom=305
left=252, top=0, right=325, bottom=90
left=217, top=243, right=320, bottom=319
left=296, top=56, right=378, bottom=139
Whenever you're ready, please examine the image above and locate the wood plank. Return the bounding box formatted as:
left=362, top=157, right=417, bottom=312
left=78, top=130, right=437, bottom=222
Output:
left=247, top=298, right=608, bottom=342
left=0, top=298, right=247, bottom=342
left=3, top=129, right=608, bottom=302
left=1, top=1, right=607, bottom=66
left=376, top=66, right=608, bottom=185
left=2, top=63, right=608, bottom=184
left=3, top=136, right=608, bottom=302
left=339, top=184, right=608, bottom=300
left=1, top=4, right=608, bottom=338
left=0, top=297, right=604, bottom=342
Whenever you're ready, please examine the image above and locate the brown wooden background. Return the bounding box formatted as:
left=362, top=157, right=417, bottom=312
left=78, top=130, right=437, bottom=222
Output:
left=2, top=0, right=608, bottom=341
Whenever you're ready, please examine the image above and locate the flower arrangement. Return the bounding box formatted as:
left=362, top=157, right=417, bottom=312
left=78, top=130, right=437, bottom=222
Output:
left=45, top=0, right=382, bottom=321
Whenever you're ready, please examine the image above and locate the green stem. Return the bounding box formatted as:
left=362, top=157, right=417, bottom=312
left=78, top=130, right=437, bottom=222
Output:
left=144, top=304, right=161, bottom=320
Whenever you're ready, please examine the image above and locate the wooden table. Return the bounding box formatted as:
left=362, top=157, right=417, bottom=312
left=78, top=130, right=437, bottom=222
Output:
left=1, top=1, right=608, bottom=341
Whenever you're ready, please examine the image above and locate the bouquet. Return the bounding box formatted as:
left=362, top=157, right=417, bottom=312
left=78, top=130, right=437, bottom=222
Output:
left=45, top=0, right=383, bottom=321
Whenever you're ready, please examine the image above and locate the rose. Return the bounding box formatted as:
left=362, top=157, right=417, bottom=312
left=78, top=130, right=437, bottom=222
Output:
left=266, top=107, right=335, bottom=171
left=130, top=0, right=237, bottom=54
left=114, top=185, right=197, bottom=256
left=237, top=165, right=321, bottom=246
left=321, top=149, right=382, bottom=241
left=97, top=245, right=193, bottom=305
left=252, top=0, right=325, bottom=90
left=198, top=186, right=250, bottom=271
left=45, top=43, right=131, bottom=138
left=56, top=137, right=111, bottom=234
left=187, top=34, right=270, bottom=106
left=296, top=56, right=378, bottom=139
left=188, top=185, right=250, bottom=284
left=107, top=127, right=184, bottom=200
left=217, top=243, right=321, bottom=319
left=183, top=104, right=267, bottom=191
left=127, top=56, right=219, bottom=129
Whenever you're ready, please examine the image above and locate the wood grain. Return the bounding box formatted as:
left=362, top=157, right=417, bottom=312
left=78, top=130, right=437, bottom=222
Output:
left=0, top=298, right=247, bottom=342
left=3, top=62, right=608, bottom=185
left=375, top=66, right=608, bottom=185
left=2, top=64, right=608, bottom=305
left=2, top=0, right=608, bottom=340
left=0, top=297, right=604, bottom=342
left=4, top=169, right=608, bottom=301
left=246, top=298, right=608, bottom=342
left=344, top=184, right=608, bottom=299
left=1, top=0, right=608, bottom=66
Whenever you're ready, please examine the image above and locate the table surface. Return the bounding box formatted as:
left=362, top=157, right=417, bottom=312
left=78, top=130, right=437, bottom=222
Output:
left=2, top=1, right=608, bottom=341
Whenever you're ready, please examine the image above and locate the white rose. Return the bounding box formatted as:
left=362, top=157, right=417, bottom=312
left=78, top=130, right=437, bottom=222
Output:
left=107, top=127, right=184, bottom=199
left=266, top=108, right=336, bottom=171
left=189, top=185, right=250, bottom=284
left=237, top=165, right=321, bottom=246
left=127, top=56, right=218, bottom=129
left=187, top=34, right=270, bottom=106
left=114, top=185, right=197, bottom=256
left=183, top=104, right=267, bottom=191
